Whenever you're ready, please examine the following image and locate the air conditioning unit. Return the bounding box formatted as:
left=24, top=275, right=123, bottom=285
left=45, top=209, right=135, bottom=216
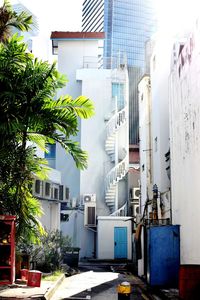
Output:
left=59, top=185, right=64, bottom=201
left=83, top=194, right=96, bottom=203
left=43, top=182, right=51, bottom=199
left=54, top=187, right=59, bottom=200
left=34, top=179, right=43, bottom=197
left=50, top=184, right=59, bottom=200
left=65, top=187, right=70, bottom=200
left=133, top=204, right=140, bottom=216
left=84, top=202, right=96, bottom=227
left=58, top=185, right=70, bottom=201
left=133, top=187, right=140, bottom=200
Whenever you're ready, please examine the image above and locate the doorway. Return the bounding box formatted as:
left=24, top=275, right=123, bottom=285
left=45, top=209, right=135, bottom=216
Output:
left=114, top=227, right=127, bottom=259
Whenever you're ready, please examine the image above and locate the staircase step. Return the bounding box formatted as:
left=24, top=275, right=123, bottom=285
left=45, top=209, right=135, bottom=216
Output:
left=105, top=148, right=115, bottom=152
left=105, top=201, right=115, bottom=206
left=106, top=186, right=116, bottom=191
left=105, top=197, right=115, bottom=201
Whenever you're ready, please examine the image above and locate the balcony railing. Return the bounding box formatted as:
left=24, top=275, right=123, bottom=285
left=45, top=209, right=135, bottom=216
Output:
left=83, top=55, right=127, bottom=70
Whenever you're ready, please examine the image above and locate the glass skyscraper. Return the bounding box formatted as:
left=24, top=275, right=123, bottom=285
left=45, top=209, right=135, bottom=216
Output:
left=82, top=0, right=156, bottom=144
left=82, top=0, right=104, bottom=32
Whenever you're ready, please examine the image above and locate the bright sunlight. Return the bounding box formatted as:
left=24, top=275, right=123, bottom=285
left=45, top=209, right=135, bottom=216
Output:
left=153, top=0, right=200, bottom=36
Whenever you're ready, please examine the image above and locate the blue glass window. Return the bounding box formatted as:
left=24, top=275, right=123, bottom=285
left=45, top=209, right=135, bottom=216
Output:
left=112, top=83, right=125, bottom=111
left=45, top=143, right=56, bottom=159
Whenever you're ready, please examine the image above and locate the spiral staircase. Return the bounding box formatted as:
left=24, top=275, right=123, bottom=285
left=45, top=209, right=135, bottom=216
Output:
left=105, top=102, right=129, bottom=215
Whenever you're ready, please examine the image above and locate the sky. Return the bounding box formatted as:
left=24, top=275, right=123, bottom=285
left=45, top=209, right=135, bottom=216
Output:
left=12, top=0, right=83, bottom=33
left=1, top=0, right=200, bottom=59
left=153, top=0, right=200, bottom=37
left=8, top=0, right=200, bottom=37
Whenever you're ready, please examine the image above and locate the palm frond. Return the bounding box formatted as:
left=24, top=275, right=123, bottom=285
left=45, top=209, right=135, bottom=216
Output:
left=43, top=95, right=95, bottom=119
left=51, top=133, right=88, bottom=170
left=27, top=133, right=47, bottom=152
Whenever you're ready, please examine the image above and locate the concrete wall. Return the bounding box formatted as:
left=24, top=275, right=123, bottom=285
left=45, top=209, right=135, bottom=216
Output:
left=40, top=201, right=60, bottom=232
left=76, top=68, right=113, bottom=216
left=150, top=38, right=172, bottom=195
left=60, top=210, right=94, bottom=258
left=97, top=216, right=132, bottom=260
left=55, top=39, right=100, bottom=198
left=76, top=67, right=129, bottom=214
left=169, top=23, right=200, bottom=264
left=138, top=75, right=152, bottom=277
left=53, top=38, right=129, bottom=258
left=138, top=75, right=153, bottom=212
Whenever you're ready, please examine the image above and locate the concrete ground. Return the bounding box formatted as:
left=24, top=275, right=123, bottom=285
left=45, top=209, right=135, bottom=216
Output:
left=0, top=262, right=180, bottom=300
left=0, top=274, right=64, bottom=300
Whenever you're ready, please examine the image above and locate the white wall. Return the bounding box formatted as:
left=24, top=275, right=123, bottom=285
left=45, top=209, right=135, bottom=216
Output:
left=169, top=23, right=200, bottom=264
left=54, top=38, right=129, bottom=258
left=40, top=201, right=60, bottom=232
left=77, top=68, right=114, bottom=215
left=61, top=210, right=94, bottom=258
left=57, top=40, right=99, bottom=99
left=138, top=75, right=152, bottom=211
left=150, top=38, right=172, bottom=194
left=55, top=39, right=100, bottom=197
left=138, top=75, right=152, bottom=277
left=76, top=67, right=129, bottom=215
left=97, top=217, right=132, bottom=260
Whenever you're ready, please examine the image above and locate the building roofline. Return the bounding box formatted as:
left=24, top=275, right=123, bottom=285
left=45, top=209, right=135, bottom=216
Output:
left=50, top=31, right=105, bottom=40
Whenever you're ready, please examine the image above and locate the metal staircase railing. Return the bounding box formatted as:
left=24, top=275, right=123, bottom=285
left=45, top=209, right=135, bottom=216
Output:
left=105, top=107, right=127, bottom=158
left=106, top=107, right=127, bottom=138
left=105, top=149, right=129, bottom=209
left=110, top=201, right=128, bottom=216
left=104, top=64, right=128, bottom=213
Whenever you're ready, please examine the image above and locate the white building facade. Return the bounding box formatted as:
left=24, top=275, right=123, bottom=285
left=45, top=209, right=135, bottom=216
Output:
left=169, top=22, right=200, bottom=271
left=149, top=38, right=172, bottom=219
left=50, top=32, right=129, bottom=258
left=32, top=168, right=61, bottom=232
left=138, top=37, right=174, bottom=278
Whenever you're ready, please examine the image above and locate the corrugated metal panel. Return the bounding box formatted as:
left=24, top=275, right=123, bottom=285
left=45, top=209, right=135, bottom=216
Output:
left=147, top=225, right=180, bottom=287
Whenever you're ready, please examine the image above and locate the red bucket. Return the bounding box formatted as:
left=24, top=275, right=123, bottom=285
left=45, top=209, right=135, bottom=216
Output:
left=20, top=269, right=29, bottom=280
left=27, top=270, right=42, bottom=287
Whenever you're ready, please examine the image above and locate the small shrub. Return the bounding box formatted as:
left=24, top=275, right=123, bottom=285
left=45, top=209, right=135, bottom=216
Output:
left=17, top=230, right=72, bottom=272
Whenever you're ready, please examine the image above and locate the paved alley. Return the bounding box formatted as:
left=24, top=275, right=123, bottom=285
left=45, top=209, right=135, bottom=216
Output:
left=51, top=272, right=146, bottom=300
left=49, top=263, right=164, bottom=300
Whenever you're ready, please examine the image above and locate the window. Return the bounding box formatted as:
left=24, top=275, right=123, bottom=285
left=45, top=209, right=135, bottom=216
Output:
left=112, top=83, right=125, bottom=110
left=45, top=143, right=56, bottom=159
left=45, top=143, right=56, bottom=168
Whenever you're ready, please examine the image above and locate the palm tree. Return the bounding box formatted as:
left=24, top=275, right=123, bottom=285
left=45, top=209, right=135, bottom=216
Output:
left=0, top=0, right=33, bottom=43
left=0, top=35, right=94, bottom=242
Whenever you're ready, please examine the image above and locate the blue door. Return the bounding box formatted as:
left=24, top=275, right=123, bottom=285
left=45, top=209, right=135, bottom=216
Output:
left=114, top=227, right=127, bottom=259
